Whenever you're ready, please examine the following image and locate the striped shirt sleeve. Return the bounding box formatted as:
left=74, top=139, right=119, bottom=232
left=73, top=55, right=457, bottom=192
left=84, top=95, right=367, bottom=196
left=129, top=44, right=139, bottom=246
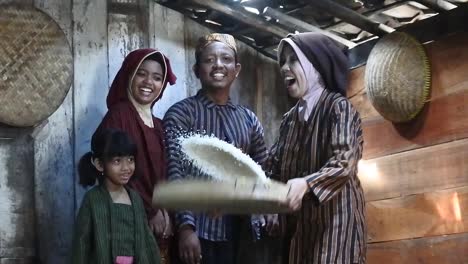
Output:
left=305, top=98, right=363, bottom=203
left=266, top=116, right=288, bottom=180
left=163, top=101, right=196, bottom=229
left=246, top=109, right=268, bottom=167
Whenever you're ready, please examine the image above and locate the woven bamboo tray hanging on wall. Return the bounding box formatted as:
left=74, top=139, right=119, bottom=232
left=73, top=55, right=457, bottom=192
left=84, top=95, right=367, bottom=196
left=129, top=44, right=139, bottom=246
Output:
left=365, top=32, right=431, bottom=123
left=0, top=5, right=73, bottom=127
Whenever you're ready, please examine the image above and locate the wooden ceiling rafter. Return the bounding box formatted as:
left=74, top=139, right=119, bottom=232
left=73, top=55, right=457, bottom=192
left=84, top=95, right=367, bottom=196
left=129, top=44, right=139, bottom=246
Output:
left=263, top=7, right=357, bottom=48
left=307, top=0, right=396, bottom=35
left=413, top=0, right=458, bottom=11
left=182, top=0, right=290, bottom=37
left=325, top=0, right=408, bottom=32
left=160, top=1, right=279, bottom=59
left=155, top=0, right=467, bottom=66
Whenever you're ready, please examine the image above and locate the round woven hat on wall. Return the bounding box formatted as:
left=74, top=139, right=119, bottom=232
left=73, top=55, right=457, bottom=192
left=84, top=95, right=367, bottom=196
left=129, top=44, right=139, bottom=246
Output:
left=0, top=5, right=73, bottom=127
left=365, top=32, right=431, bottom=123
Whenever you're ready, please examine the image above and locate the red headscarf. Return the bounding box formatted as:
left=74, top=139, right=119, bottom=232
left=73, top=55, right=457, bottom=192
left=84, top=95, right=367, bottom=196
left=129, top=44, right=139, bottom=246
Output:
left=106, top=48, right=177, bottom=108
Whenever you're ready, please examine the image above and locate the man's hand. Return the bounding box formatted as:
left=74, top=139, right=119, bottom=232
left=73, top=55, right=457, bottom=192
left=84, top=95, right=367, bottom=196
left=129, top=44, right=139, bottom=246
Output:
left=178, top=225, right=202, bottom=264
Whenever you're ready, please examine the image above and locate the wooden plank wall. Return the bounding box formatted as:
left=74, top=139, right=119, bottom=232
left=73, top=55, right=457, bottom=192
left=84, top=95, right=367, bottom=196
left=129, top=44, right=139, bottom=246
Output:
left=348, top=32, right=468, bottom=263
left=0, top=136, right=35, bottom=263
left=0, top=1, right=186, bottom=263
left=149, top=2, right=189, bottom=118
left=0, top=1, right=279, bottom=263
left=29, top=1, right=75, bottom=263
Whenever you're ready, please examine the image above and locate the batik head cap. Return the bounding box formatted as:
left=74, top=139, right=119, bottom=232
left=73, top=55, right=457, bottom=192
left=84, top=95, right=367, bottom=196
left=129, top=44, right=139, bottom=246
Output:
left=195, top=33, right=237, bottom=63
left=197, top=33, right=237, bottom=52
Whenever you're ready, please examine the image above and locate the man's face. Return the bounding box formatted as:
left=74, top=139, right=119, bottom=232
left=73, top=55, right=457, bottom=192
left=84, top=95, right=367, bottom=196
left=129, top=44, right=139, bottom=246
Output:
left=195, top=42, right=241, bottom=91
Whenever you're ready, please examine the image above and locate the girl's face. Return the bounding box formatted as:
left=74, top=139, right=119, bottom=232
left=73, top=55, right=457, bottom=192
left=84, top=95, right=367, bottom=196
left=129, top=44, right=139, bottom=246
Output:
left=130, top=59, right=164, bottom=105
left=279, top=44, right=307, bottom=99
left=103, top=156, right=135, bottom=187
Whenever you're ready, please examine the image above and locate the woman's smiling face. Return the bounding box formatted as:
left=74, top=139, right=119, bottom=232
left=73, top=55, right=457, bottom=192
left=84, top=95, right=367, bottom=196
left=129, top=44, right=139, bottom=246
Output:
left=279, top=44, right=307, bottom=99
left=130, top=59, right=164, bottom=105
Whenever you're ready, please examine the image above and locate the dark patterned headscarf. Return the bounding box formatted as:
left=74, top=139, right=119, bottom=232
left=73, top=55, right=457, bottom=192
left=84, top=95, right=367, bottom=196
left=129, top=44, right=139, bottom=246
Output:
left=284, top=32, right=349, bottom=96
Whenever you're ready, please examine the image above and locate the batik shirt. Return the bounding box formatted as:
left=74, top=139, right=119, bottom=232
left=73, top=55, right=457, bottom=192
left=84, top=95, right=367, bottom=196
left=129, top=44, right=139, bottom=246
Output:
left=163, top=89, right=268, bottom=241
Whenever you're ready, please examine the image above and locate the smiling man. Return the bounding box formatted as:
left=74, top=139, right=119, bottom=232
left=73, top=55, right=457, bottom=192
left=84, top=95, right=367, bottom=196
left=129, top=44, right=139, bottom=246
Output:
left=163, top=33, right=269, bottom=264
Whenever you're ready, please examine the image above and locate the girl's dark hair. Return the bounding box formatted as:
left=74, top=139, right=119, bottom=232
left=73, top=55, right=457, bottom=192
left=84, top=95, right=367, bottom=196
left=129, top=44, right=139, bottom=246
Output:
left=78, top=128, right=137, bottom=187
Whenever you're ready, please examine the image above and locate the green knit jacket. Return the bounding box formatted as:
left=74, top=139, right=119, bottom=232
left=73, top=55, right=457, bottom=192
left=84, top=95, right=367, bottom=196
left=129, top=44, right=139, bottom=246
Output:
left=72, top=185, right=160, bottom=264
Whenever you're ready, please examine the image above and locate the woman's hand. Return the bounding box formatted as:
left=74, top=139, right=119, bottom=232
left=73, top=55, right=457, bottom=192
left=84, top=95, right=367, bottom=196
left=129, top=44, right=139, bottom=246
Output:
left=286, top=178, right=309, bottom=211
left=162, top=210, right=173, bottom=238
left=149, top=209, right=166, bottom=237
left=178, top=225, right=202, bottom=264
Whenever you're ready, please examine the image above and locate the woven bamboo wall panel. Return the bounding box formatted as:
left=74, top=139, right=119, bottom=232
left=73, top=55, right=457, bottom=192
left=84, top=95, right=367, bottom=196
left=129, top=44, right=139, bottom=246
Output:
left=0, top=5, right=73, bottom=127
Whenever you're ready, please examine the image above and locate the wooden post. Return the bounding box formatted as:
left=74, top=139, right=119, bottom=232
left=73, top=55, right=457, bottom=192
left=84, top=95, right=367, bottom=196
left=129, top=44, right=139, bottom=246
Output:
left=182, top=0, right=290, bottom=38
left=264, top=7, right=356, bottom=48
left=308, top=0, right=395, bottom=35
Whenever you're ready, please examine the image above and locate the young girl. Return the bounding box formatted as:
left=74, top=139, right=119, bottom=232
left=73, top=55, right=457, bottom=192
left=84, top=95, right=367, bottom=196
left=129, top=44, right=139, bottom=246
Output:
left=97, top=48, right=176, bottom=264
left=72, top=128, right=160, bottom=264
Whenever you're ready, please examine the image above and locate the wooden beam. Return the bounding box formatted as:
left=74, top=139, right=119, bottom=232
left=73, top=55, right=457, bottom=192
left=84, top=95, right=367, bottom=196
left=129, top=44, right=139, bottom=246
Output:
left=263, top=7, right=357, bottom=48
left=182, top=0, right=290, bottom=38
left=238, top=0, right=269, bottom=12
left=359, top=138, right=468, bottom=201
left=225, top=26, right=255, bottom=35
left=347, top=66, right=365, bottom=98
left=326, top=0, right=408, bottom=32
left=413, top=0, right=458, bottom=11
left=367, top=186, right=468, bottom=243
left=367, top=232, right=468, bottom=264
left=108, top=2, right=139, bottom=14
left=156, top=3, right=278, bottom=59
left=362, top=88, right=468, bottom=159
left=0, top=123, right=34, bottom=139
left=307, top=0, right=395, bottom=36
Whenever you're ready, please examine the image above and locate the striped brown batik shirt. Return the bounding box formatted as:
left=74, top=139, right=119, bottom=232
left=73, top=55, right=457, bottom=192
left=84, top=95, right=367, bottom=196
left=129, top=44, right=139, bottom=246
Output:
left=268, top=90, right=367, bottom=264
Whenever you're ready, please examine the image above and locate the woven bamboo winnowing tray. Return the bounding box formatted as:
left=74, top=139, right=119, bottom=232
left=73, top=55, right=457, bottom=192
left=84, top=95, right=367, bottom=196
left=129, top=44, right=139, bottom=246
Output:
left=365, top=32, right=431, bottom=123
left=153, top=179, right=291, bottom=214
left=0, top=5, right=73, bottom=127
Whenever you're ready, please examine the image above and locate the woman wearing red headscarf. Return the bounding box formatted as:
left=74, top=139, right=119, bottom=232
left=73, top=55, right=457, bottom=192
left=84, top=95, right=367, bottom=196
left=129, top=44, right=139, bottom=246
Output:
left=96, top=49, right=177, bottom=264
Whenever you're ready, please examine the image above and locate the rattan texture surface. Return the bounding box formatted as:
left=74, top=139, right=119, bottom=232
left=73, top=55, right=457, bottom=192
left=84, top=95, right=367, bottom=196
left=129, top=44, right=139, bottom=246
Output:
left=365, top=32, right=431, bottom=123
left=0, top=5, right=73, bottom=127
